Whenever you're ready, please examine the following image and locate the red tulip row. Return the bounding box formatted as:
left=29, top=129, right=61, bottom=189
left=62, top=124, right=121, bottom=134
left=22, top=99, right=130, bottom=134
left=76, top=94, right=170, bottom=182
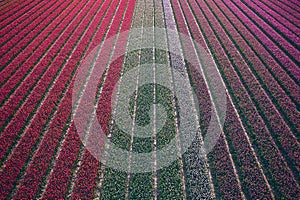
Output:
left=258, top=0, right=300, bottom=30
left=183, top=0, right=300, bottom=198
left=0, top=2, right=54, bottom=57
left=23, top=0, right=135, bottom=198
left=231, top=0, right=300, bottom=64
left=10, top=0, right=115, bottom=198
left=0, top=0, right=81, bottom=118
left=0, top=0, right=39, bottom=29
left=243, top=0, right=299, bottom=45
left=0, top=0, right=82, bottom=129
left=0, top=0, right=69, bottom=74
left=0, top=0, right=17, bottom=10
left=71, top=0, right=137, bottom=198
left=41, top=0, right=124, bottom=195
left=0, top=0, right=50, bottom=46
left=0, top=0, right=88, bottom=154
left=206, top=0, right=300, bottom=173
left=0, top=1, right=100, bottom=198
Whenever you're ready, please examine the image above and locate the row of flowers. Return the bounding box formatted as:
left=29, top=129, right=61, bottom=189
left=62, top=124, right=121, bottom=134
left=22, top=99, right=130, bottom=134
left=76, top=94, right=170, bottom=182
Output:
left=207, top=0, right=300, bottom=178
left=70, top=0, right=134, bottom=198
left=254, top=0, right=300, bottom=34
left=41, top=0, right=135, bottom=198
left=181, top=0, right=299, bottom=198
left=0, top=0, right=70, bottom=69
left=0, top=0, right=40, bottom=31
left=0, top=0, right=51, bottom=46
left=231, top=0, right=299, bottom=64
left=0, top=0, right=89, bottom=159
left=0, top=0, right=101, bottom=198
left=0, top=0, right=84, bottom=121
left=243, top=0, right=299, bottom=47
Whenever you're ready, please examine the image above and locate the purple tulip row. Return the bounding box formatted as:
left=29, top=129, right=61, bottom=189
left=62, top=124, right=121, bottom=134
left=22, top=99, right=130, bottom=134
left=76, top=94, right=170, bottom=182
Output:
left=172, top=0, right=274, bottom=198
left=231, top=0, right=300, bottom=64
left=270, top=0, right=300, bottom=18
left=173, top=0, right=300, bottom=198
left=206, top=0, right=300, bottom=176
left=242, top=0, right=299, bottom=46
left=258, top=0, right=300, bottom=29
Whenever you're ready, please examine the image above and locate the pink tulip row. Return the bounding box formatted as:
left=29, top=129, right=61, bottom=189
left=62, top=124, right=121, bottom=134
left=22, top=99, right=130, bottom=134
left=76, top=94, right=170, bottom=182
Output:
left=206, top=0, right=300, bottom=173
left=0, top=0, right=101, bottom=198
left=242, top=0, right=299, bottom=47
left=11, top=0, right=112, bottom=198
left=12, top=0, right=136, bottom=198
left=42, top=0, right=126, bottom=195
left=0, top=0, right=16, bottom=10
left=0, top=0, right=39, bottom=29
left=176, top=0, right=299, bottom=198
left=0, top=0, right=70, bottom=74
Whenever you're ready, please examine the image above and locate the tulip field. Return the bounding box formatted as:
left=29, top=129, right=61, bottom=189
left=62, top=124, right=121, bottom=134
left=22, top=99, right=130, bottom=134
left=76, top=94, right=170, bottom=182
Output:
left=0, top=0, right=299, bottom=199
